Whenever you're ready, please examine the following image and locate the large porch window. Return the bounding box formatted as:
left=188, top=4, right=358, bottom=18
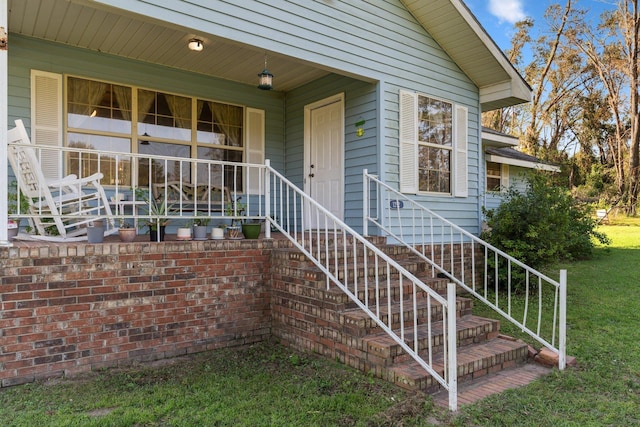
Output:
left=65, top=76, right=246, bottom=189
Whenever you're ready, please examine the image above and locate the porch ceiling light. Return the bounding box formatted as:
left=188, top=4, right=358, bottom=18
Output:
left=188, top=38, right=204, bottom=51
left=257, top=55, right=273, bottom=90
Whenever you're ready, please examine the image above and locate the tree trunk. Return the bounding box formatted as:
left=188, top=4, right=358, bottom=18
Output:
left=626, top=0, right=640, bottom=215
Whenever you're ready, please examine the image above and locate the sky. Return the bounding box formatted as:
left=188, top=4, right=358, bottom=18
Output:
left=465, top=0, right=617, bottom=51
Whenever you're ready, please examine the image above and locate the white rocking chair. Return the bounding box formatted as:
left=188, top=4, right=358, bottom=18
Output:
left=7, top=119, right=116, bottom=241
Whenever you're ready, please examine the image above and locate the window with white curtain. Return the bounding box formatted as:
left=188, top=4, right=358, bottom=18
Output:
left=65, top=76, right=247, bottom=188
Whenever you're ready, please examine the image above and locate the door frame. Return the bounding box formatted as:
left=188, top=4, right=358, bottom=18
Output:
left=303, top=93, right=345, bottom=222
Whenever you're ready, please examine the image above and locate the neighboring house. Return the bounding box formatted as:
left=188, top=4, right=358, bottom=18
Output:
left=1, top=0, right=531, bottom=239
left=481, top=127, right=561, bottom=213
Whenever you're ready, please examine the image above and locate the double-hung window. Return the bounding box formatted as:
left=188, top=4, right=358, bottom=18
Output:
left=486, top=161, right=502, bottom=192
left=399, top=90, right=468, bottom=197
left=486, top=161, right=509, bottom=192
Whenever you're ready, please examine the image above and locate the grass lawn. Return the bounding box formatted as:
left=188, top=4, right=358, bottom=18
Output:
left=1, top=219, right=639, bottom=426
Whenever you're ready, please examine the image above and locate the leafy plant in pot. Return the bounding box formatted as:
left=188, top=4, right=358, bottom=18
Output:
left=190, top=216, right=210, bottom=240
left=225, top=196, right=262, bottom=239
left=137, top=188, right=172, bottom=242
left=225, top=197, right=244, bottom=239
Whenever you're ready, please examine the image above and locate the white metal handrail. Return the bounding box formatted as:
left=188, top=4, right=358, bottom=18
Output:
left=7, top=143, right=268, bottom=231
left=265, top=161, right=459, bottom=410
left=363, top=170, right=567, bottom=370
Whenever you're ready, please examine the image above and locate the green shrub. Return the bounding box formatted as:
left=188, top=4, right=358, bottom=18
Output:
left=482, top=172, right=610, bottom=290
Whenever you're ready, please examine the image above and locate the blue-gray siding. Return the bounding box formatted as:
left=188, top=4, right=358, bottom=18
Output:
left=9, top=0, right=490, bottom=234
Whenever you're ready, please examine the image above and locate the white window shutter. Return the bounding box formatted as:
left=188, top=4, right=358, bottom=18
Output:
left=31, top=70, right=63, bottom=181
left=245, top=107, right=265, bottom=195
left=454, top=105, right=468, bottom=197
left=399, top=90, right=418, bottom=193
left=501, top=164, right=510, bottom=191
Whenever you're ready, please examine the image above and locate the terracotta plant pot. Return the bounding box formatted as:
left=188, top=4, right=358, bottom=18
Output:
left=118, top=228, right=137, bottom=242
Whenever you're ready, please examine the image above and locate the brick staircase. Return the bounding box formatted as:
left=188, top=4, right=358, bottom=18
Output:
left=271, top=235, right=543, bottom=404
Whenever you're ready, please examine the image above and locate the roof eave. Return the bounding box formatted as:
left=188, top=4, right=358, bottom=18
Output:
left=481, top=129, right=519, bottom=147
left=402, top=0, right=532, bottom=111
left=486, top=154, right=561, bottom=173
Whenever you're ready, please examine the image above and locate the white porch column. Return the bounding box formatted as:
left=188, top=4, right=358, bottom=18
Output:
left=0, top=0, right=9, bottom=246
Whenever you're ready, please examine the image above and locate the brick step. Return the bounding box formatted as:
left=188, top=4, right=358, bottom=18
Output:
left=272, top=276, right=457, bottom=316
left=325, top=275, right=451, bottom=307
left=388, top=336, right=530, bottom=393
left=431, top=363, right=552, bottom=407
left=292, top=235, right=389, bottom=248
left=271, top=252, right=431, bottom=284
left=341, top=298, right=475, bottom=337
left=361, top=315, right=500, bottom=364
left=272, top=245, right=425, bottom=268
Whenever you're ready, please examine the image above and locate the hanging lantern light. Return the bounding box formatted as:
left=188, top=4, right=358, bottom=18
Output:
left=257, top=55, right=273, bottom=90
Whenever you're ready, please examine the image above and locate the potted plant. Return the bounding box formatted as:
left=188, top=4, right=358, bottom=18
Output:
left=211, top=224, right=225, bottom=239
left=117, top=219, right=137, bottom=242
left=225, top=196, right=262, bottom=239
left=176, top=224, right=192, bottom=240
left=86, top=219, right=105, bottom=243
left=191, top=216, right=210, bottom=240
left=241, top=221, right=262, bottom=239
left=225, top=197, right=244, bottom=239
left=137, top=188, right=172, bottom=242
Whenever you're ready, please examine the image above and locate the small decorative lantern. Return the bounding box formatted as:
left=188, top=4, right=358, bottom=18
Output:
left=355, top=118, right=366, bottom=137
left=258, top=55, right=273, bottom=90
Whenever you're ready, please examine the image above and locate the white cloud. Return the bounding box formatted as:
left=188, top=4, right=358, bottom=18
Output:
left=488, top=0, right=527, bottom=24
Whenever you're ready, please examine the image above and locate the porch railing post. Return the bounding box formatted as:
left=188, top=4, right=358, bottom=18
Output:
left=363, top=169, right=369, bottom=237
left=559, top=269, right=567, bottom=370
left=264, top=159, right=271, bottom=239
left=0, top=0, right=10, bottom=246
left=447, top=282, right=458, bottom=411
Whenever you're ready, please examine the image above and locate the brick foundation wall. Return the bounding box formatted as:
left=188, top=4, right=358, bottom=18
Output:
left=1, top=238, right=483, bottom=388
left=0, top=240, right=274, bottom=387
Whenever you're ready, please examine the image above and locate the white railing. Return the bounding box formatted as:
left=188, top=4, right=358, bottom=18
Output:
left=8, top=144, right=270, bottom=234
left=363, top=170, right=567, bottom=370
left=6, top=144, right=461, bottom=410
left=265, top=162, right=459, bottom=410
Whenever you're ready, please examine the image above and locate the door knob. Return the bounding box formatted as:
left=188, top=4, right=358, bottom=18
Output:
left=309, top=173, right=315, bottom=178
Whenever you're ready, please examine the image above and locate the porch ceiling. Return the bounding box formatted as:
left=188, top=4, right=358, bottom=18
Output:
left=7, top=0, right=330, bottom=92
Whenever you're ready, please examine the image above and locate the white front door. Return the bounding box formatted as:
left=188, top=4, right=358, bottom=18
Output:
left=304, top=94, right=345, bottom=227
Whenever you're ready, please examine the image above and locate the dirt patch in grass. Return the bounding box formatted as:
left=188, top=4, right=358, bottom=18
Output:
left=86, top=407, right=117, bottom=417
